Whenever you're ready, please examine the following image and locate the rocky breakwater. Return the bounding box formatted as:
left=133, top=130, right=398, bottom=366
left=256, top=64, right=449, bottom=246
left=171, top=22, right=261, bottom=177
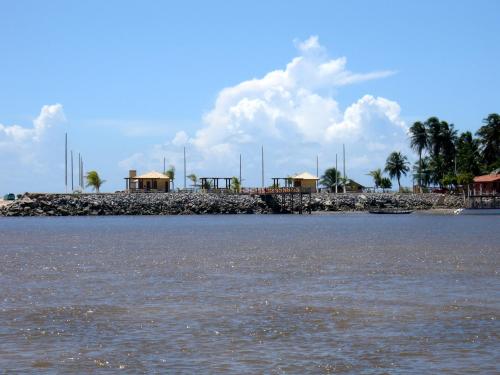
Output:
left=0, top=192, right=270, bottom=216
left=0, top=192, right=465, bottom=216
left=305, top=192, right=464, bottom=212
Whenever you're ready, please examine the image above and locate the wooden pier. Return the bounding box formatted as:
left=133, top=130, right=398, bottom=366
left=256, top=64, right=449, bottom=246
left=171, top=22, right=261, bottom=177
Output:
left=465, top=194, right=500, bottom=209
left=242, top=187, right=312, bottom=214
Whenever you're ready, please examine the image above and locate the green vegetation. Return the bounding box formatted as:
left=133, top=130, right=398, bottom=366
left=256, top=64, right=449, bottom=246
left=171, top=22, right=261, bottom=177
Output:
left=408, top=113, right=500, bottom=189
left=384, top=151, right=410, bottom=191
left=367, top=168, right=383, bottom=190
left=379, top=177, right=392, bottom=192
left=187, top=173, right=197, bottom=187
left=231, top=177, right=241, bottom=193
left=409, top=121, right=427, bottom=187
left=85, top=171, right=105, bottom=193
left=165, top=165, right=175, bottom=190
left=476, top=114, right=500, bottom=170
left=320, top=167, right=341, bottom=190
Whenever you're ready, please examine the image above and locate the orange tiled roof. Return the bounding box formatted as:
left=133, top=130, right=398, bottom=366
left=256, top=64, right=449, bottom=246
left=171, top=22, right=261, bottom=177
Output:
left=474, top=174, right=500, bottom=183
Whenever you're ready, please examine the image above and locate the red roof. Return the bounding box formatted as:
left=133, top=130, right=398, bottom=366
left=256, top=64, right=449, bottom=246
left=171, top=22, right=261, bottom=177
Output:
left=474, top=174, right=500, bottom=183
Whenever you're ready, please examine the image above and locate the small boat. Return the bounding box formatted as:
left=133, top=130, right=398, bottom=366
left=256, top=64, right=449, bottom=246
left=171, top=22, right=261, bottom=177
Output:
left=369, top=208, right=413, bottom=214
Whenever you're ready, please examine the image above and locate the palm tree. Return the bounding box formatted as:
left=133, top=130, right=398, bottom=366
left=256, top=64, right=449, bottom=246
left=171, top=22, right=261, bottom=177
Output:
left=425, top=117, right=442, bottom=157
left=409, top=121, right=428, bottom=188
left=231, top=177, right=241, bottom=193
left=165, top=165, right=175, bottom=190
left=456, top=131, right=481, bottom=176
left=187, top=173, right=197, bottom=187
left=412, top=157, right=431, bottom=188
left=439, top=121, right=458, bottom=170
left=429, top=155, right=447, bottom=187
left=320, top=167, right=341, bottom=191
left=367, top=168, right=383, bottom=191
left=476, top=113, right=500, bottom=169
left=85, top=171, right=105, bottom=193
left=379, top=177, right=392, bottom=192
left=384, top=151, right=410, bottom=191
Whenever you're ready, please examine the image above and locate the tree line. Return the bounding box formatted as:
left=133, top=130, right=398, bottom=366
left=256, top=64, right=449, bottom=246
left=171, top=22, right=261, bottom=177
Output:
left=409, top=113, right=499, bottom=190
left=320, top=113, right=499, bottom=192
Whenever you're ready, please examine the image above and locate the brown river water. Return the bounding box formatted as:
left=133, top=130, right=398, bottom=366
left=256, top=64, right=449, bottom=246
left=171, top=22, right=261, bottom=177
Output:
left=0, top=214, right=498, bottom=373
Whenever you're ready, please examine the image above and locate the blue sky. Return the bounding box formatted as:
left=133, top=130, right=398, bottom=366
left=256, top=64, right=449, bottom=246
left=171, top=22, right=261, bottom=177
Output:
left=1, top=0, right=499, bottom=192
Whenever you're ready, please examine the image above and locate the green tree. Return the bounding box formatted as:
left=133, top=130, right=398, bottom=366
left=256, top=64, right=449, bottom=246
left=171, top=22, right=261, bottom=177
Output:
left=384, top=151, right=410, bottom=191
left=85, top=171, right=105, bottom=193
left=476, top=113, right=500, bottom=170
left=409, top=121, right=428, bottom=187
left=412, top=157, right=431, bottom=188
left=425, top=117, right=442, bottom=157
left=187, top=173, right=197, bottom=187
left=456, top=131, right=481, bottom=176
left=367, top=168, right=383, bottom=191
left=439, top=121, right=458, bottom=172
left=231, top=177, right=241, bottom=193
left=165, top=165, right=175, bottom=190
left=441, top=173, right=457, bottom=190
left=429, top=155, right=447, bottom=186
left=379, top=177, right=392, bottom=192
left=457, top=172, right=474, bottom=187
left=320, top=167, right=341, bottom=191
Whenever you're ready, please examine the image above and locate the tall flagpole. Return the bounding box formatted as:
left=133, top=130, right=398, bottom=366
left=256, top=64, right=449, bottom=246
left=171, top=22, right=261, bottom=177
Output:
left=316, top=155, right=319, bottom=191
left=343, top=144, right=346, bottom=193
left=183, top=147, right=186, bottom=189
left=78, top=153, right=81, bottom=189
left=65, top=133, right=68, bottom=193
left=261, top=146, right=264, bottom=188
left=81, top=157, right=84, bottom=191
left=71, top=150, right=74, bottom=192
left=335, top=153, right=338, bottom=194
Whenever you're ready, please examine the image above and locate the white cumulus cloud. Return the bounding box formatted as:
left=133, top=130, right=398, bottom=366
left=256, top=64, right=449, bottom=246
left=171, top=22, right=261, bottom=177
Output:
left=0, top=104, right=65, bottom=145
left=123, top=36, right=410, bottom=186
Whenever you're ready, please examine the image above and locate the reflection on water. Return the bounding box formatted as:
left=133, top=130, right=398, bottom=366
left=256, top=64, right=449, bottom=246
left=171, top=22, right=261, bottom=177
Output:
left=0, top=214, right=498, bottom=373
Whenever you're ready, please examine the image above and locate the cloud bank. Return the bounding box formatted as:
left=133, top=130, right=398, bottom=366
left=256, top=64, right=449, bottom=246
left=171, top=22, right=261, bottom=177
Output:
left=0, top=104, right=67, bottom=191
left=161, top=36, right=408, bottom=185
left=0, top=104, right=65, bottom=146
left=2, top=36, right=410, bottom=191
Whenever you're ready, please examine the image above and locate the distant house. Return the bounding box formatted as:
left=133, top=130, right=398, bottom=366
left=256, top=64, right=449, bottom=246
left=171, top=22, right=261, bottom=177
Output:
left=291, top=172, right=319, bottom=193
left=473, top=170, right=500, bottom=195
left=124, top=170, right=170, bottom=192
left=344, top=179, right=365, bottom=193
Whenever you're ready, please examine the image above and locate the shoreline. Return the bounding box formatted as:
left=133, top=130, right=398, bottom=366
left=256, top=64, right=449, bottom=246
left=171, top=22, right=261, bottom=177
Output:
left=0, top=192, right=465, bottom=217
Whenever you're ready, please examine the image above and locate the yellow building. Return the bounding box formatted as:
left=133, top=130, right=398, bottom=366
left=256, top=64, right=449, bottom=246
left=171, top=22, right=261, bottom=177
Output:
left=125, top=170, right=171, bottom=192
left=292, top=172, right=319, bottom=193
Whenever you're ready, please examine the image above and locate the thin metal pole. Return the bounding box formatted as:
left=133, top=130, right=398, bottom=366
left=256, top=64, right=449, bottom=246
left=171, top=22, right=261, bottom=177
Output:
left=81, top=158, right=84, bottom=191
left=343, top=144, right=346, bottom=193
left=261, top=146, right=264, bottom=188
left=65, top=133, right=67, bottom=193
left=239, top=154, right=242, bottom=187
left=163, top=157, right=166, bottom=174
left=78, top=153, right=81, bottom=189
left=316, top=155, right=319, bottom=191
left=183, top=147, right=186, bottom=189
left=335, top=153, right=338, bottom=194
left=71, top=150, right=74, bottom=192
